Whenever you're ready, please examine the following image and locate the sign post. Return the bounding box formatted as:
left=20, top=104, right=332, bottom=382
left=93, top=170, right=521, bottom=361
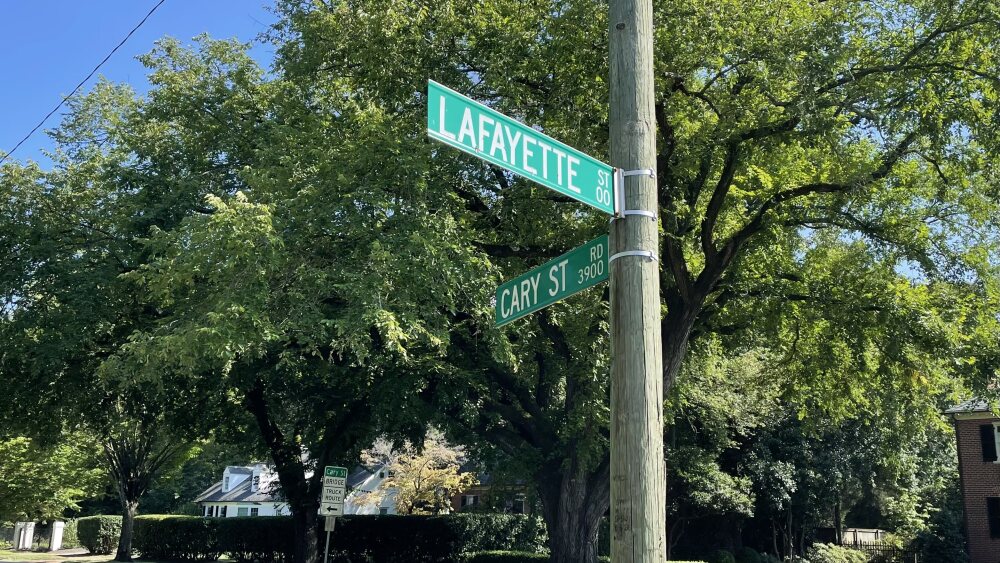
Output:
left=427, top=80, right=616, bottom=215
left=321, top=466, right=347, bottom=563
left=494, top=235, right=609, bottom=326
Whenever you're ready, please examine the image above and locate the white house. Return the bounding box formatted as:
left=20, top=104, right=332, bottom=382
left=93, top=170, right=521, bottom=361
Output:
left=344, top=465, right=398, bottom=515
left=194, top=464, right=291, bottom=517
left=194, top=464, right=400, bottom=517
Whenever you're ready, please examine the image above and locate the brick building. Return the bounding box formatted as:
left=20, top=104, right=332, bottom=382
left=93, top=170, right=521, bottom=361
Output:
left=949, top=400, right=1000, bottom=563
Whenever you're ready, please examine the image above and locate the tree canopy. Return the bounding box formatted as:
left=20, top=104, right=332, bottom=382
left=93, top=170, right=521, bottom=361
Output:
left=3, top=1, right=1000, bottom=561
left=0, top=434, right=104, bottom=524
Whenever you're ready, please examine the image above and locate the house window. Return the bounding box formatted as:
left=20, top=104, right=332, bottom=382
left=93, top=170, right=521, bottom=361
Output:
left=250, top=508, right=259, bottom=517
left=252, top=476, right=260, bottom=491
left=462, top=495, right=479, bottom=508
left=238, top=507, right=248, bottom=517
left=379, top=471, right=385, bottom=478
left=224, top=476, right=230, bottom=492
left=989, top=498, right=1000, bottom=538
left=221, top=506, right=227, bottom=518
left=379, top=507, right=388, bottom=515
left=982, top=424, right=1000, bottom=462
left=204, top=505, right=211, bottom=517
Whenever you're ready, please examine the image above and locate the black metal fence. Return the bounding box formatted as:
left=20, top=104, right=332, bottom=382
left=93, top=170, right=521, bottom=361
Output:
left=848, top=540, right=920, bottom=563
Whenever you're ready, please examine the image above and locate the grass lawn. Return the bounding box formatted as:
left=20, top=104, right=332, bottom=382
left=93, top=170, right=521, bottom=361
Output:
left=0, top=551, right=113, bottom=563
left=0, top=551, right=217, bottom=563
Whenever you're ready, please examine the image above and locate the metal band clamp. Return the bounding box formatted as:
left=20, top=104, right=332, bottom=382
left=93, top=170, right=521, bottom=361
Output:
left=609, top=209, right=657, bottom=222
left=612, top=167, right=658, bottom=218
left=621, top=168, right=656, bottom=179
left=609, top=250, right=658, bottom=263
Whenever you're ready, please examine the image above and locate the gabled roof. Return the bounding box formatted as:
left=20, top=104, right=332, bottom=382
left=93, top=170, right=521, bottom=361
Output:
left=946, top=399, right=991, bottom=414
left=347, top=465, right=382, bottom=489
left=194, top=466, right=282, bottom=504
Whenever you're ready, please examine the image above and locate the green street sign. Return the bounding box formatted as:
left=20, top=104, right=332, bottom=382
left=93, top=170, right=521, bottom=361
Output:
left=495, top=235, right=609, bottom=327
left=427, top=80, right=615, bottom=215
left=324, top=466, right=347, bottom=479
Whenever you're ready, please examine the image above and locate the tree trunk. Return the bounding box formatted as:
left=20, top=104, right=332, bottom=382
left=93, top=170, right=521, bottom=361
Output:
left=244, top=380, right=319, bottom=563
left=537, top=457, right=609, bottom=563
left=291, top=502, right=319, bottom=563
left=102, top=428, right=177, bottom=563
left=115, top=500, right=138, bottom=562
left=834, top=498, right=843, bottom=545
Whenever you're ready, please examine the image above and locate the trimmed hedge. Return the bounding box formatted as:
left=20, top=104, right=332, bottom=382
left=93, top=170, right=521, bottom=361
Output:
left=465, top=552, right=549, bottom=563
left=463, top=553, right=618, bottom=562
left=464, top=552, right=705, bottom=563
left=329, top=514, right=547, bottom=561
left=708, top=549, right=736, bottom=563
left=61, top=519, right=80, bottom=549
left=77, top=515, right=121, bottom=555
left=805, top=543, right=869, bottom=563
left=126, top=513, right=545, bottom=562
left=133, top=516, right=220, bottom=561
left=218, top=517, right=294, bottom=563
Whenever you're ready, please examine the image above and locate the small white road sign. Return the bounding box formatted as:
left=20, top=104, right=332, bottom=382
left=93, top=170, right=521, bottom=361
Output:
left=321, top=466, right=347, bottom=516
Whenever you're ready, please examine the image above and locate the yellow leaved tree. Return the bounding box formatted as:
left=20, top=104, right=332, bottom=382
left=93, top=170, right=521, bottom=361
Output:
left=358, top=428, right=476, bottom=515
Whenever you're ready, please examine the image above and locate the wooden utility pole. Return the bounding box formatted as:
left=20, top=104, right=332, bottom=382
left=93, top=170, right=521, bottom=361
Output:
left=608, top=0, right=666, bottom=560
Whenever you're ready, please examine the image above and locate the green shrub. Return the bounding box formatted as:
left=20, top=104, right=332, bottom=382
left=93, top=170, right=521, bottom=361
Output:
left=805, top=543, right=868, bottom=563
left=120, top=513, right=546, bottom=562
left=61, top=519, right=80, bottom=549
left=76, top=515, right=121, bottom=555
left=733, top=547, right=781, bottom=563
left=133, top=515, right=220, bottom=561
left=465, top=551, right=549, bottom=563
left=708, top=549, right=736, bottom=563
left=330, top=514, right=547, bottom=562
left=448, top=514, right=548, bottom=554
left=217, top=517, right=294, bottom=563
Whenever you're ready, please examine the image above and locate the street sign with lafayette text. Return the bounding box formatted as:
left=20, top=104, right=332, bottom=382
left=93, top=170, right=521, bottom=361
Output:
left=495, top=235, right=609, bottom=326
left=321, top=466, right=347, bottom=516
left=427, top=80, right=616, bottom=215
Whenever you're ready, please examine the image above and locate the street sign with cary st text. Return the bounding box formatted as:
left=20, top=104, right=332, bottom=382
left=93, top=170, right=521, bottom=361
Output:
left=321, top=466, right=347, bottom=516
left=495, top=235, right=609, bottom=326
left=427, top=80, right=615, bottom=215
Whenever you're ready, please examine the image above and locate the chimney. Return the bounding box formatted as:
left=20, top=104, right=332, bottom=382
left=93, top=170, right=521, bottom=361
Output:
left=251, top=465, right=262, bottom=493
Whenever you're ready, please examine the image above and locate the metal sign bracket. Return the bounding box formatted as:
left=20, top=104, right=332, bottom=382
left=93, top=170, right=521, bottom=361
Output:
left=609, top=250, right=658, bottom=263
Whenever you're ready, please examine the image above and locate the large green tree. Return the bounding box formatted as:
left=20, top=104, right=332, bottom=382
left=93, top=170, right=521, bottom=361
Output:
left=260, top=1, right=1000, bottom=560
left=6, top=2, right=1000, bottom=563
left=0, top=79, right=211, bottom=560
left=0, top=434, right=104, bottom=524
left=94, top=37, right=420, bottom=563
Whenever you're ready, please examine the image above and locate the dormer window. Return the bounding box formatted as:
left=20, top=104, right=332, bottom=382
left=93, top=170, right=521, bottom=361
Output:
left=252, top=476, right=260, bottom=491
left=223, top=476, right=230, bottom=492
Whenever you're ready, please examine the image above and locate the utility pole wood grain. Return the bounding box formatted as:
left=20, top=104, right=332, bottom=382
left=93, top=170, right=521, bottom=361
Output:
left=609, top=0, right=666, bottom=560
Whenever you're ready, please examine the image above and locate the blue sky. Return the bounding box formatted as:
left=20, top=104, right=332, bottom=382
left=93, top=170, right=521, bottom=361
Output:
left=0, top=0, right=278, bottom=165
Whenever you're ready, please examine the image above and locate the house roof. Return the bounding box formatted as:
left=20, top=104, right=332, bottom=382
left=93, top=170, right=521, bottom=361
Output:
left=196, top=464, right=370, bottom=504
left=946, top=399, right=992, bottom=414
left=347, top=465, right=382, bottom=489
left=194, top=466, right=282, bottom=504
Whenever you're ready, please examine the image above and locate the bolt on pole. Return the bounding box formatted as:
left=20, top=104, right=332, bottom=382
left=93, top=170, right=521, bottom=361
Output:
left=608, top=0, right=667, bottom=560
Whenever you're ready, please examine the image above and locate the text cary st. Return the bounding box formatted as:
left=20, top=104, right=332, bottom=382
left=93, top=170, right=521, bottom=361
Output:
left=498, top=260, right=572, bottom=321
left=434, top=101, right=584, bottom=194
